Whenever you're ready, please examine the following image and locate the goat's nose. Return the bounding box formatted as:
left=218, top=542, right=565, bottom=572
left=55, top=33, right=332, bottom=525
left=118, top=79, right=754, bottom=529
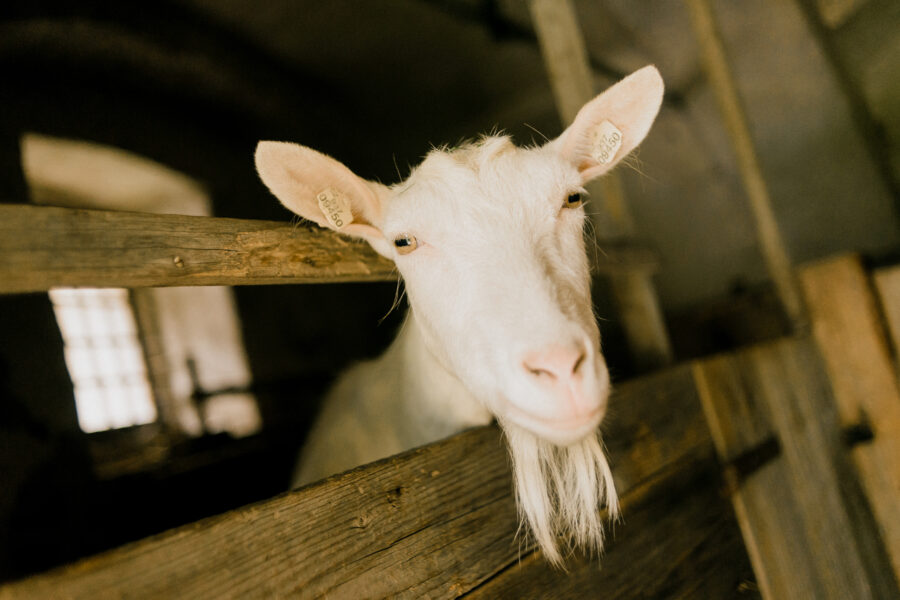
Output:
left=522, top=344, right=587, bottom=382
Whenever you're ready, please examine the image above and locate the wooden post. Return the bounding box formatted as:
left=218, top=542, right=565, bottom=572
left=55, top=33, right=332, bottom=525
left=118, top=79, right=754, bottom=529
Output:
left=694, top=337, right=899, bottom=598
left=529, top=0, right=673, bottom=371
left=130, top=288, right=191, bottom=436
left=873, top=264, right=900, bottom=371
left=685, top=0, right=808, bottom=332
left=799, top=255, right=900, bottom=580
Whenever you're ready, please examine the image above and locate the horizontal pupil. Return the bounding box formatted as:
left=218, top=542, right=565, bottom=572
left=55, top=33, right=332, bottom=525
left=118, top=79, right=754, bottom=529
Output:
left=568, top=193, right=581, bottom=203
left=395, top=237, right=410, bottom=246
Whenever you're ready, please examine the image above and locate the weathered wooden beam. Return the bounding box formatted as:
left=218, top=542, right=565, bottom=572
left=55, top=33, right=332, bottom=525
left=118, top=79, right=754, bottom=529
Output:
left=471, top=365, right=753, bottom=598
left=0, top=204, right=396, bottom=292
left=0, top=204, right=659, bottom=294
left=466, top=459, right=754, bottom=599
left=813, top=0, right=870, bottom=29
left=529, top=0, right=674, bottom=371
left=694, top=336, right=898, bottom=599
left=0, top=364, right=730, bottom=599
left=799, top=255, right=900, bottom=580
left=873, top=264, right=900, bottom=375
left=685, top=0, right=808, bottom=331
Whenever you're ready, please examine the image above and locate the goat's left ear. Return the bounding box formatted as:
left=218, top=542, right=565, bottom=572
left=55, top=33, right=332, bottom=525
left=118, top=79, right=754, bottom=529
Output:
left=548, top=65, right=664, bottom=183
left=255, top=141, right=393, bottom=257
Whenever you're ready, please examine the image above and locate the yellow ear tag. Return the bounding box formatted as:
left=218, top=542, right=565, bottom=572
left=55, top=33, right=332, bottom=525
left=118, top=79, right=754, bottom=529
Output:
left=316, top=188, right=352, bottom=230
left=592, top=121, right=624, bottom=165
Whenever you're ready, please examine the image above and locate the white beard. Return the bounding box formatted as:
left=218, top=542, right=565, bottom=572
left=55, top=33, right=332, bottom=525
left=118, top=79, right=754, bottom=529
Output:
left=503, top=423, right=619, bottom=566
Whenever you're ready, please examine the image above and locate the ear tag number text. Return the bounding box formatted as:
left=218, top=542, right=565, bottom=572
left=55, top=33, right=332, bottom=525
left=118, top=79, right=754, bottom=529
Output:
left=317, top=188, right=352, bottom=229
left=592, top=121, right=624, bottom=165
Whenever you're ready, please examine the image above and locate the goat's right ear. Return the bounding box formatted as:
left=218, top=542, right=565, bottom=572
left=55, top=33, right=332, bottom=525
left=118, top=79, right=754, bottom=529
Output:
left=255, top=141, right=392, bottom=257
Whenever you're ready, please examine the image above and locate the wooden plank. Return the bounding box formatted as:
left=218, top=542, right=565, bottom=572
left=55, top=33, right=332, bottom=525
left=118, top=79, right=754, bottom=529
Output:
left=0, top=365, right=715, bottom=599
left=528, top=0, right=673, bottom=370
left=602, top=365, right=714, bottom=494
left=608, top=271, right=675, bottom=370
left=873, top=264, right=900, bottom=374
left=130, top=288, right=183, bottom=435
left=831, top=0, right=900, bottom=74
left=685, top=0, right=808, bottom=331
left=468, top=366, right=753, bottom=598
left=694, top=337, right=898, bottom=599
left=527, top=0, right=593, bottom=125
left=815, top=0, right=869, bottom=28
left=0, top=204, right=659, bottom=293
left=466, top=459, right=755, bottom=599
left=0, top=427, right=518, bottom=600
left=0, top=204, right=396, bottom=292
left=800, top=254, right=900, bottom=580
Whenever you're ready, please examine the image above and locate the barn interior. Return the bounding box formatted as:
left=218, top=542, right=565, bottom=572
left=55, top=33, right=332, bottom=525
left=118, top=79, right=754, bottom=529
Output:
left=0, top=0, right=898, bottom=594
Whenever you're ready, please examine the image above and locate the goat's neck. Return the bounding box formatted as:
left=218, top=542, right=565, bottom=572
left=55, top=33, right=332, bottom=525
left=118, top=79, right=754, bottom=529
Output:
left=387, top=310, right=492, bottom=443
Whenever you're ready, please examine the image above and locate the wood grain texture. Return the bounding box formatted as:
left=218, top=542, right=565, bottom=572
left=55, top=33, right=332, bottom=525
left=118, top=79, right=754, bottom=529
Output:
left=1, top=427, right=516, bottom=600
left=694, top=337, right=898, bottom=599
left=814, top=0, right=869, bottom=28
left=602, top=365, right=712, bottom=494
left=0, top=366, right=730, bottom=599
left=527, top=0, right=593, bottom=124
left=685, top=0, right=807, bottom=330
left=466, top=460, right=756, bottom=600
left=873, top=264, right=900, bottom=374
left=800, top=255, right=900, bottom=579
left=608, top=270, right=674, bottom=370
left=0, top=204, right=659, bottom=293
left=0, top=204, right=396, bottom=292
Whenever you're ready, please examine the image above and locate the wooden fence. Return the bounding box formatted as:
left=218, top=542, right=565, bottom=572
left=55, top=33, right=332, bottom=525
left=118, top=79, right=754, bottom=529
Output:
left=0, top=357, right=752, bottom=598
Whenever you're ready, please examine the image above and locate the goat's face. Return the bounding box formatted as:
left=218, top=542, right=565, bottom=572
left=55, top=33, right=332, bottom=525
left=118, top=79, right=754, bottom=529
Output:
left=256, top=65, right=663, bottom=448
left=382, top=138, right=606, bottom=445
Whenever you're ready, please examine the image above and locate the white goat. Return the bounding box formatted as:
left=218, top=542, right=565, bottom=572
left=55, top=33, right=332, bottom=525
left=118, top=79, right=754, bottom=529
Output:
left=255, top=66, right=664, bottom=565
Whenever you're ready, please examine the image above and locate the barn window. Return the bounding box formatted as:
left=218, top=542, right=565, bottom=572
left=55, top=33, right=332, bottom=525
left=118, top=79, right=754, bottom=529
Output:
left=21, top=133, right=262, bottom=438
left=49, top=287, right=157, bottom=432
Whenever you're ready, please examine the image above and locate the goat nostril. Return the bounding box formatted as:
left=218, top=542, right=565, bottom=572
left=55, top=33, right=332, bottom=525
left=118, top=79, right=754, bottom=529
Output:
left=572, top=351, right=586, bottom=375
left=525, top=363, right=556, bottom=380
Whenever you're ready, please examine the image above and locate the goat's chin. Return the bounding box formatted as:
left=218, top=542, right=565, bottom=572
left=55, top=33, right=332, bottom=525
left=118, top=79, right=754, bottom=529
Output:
left=503, top=409, right=604, bottom=447
left=502, top=421, right=619, bottom=567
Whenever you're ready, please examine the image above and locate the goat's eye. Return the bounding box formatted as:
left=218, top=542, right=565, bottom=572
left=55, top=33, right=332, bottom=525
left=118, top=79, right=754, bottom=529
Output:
left=393, top=234, right=418, bottom=255
left=564, top=193, right=583, bottom=209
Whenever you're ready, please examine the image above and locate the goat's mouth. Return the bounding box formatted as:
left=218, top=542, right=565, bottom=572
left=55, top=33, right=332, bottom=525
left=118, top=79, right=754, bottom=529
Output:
left=503, top=403, right=605, bottom=446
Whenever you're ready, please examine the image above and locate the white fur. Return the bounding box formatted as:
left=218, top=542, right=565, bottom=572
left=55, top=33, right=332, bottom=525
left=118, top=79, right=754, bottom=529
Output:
left=256, top=66, right=664, bottom=565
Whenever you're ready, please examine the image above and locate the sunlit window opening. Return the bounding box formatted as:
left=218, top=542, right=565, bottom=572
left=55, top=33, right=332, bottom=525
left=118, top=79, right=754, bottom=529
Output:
left=49, top=288, right=157, bottom=433
left=23, top=133, right=262, bottom=438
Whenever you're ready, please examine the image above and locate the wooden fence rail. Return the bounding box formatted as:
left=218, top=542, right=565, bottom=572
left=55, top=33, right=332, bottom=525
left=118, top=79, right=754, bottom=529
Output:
left=0, top=204, right=660, bottom=294
left=0, top=204, right=396, bottom=292
left=0, top=365, right=752, bottom=599
left=800, top=255, right=900, bottom=580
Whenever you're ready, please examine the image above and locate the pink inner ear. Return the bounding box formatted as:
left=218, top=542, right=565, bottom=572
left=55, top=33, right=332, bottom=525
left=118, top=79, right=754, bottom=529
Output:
left=256, top=142, right=384, bottom=229
left=314, top=165, right=378, bottom=225
left=554, top=66, right=664, bottom=182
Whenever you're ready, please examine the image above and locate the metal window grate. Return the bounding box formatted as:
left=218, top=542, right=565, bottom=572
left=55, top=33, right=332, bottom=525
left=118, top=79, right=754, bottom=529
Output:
left=49, top=287, right=157, bottom=433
